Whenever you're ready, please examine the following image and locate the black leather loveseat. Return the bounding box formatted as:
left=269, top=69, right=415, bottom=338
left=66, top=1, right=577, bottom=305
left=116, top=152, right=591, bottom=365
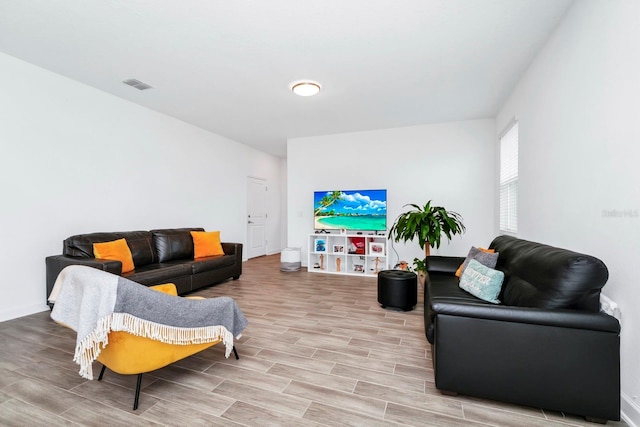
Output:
left=425, top=235, right=620, bottom=423
left=46, top=227, right=242, bottom=304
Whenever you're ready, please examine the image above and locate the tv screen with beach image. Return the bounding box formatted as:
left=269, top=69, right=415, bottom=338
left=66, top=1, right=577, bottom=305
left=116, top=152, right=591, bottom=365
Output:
left=314, top=189, right=387, bottom=231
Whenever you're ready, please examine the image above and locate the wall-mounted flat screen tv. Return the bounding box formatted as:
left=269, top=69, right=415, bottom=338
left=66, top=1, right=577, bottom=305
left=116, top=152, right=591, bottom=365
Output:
left=314, top=189, right=387, bottom=231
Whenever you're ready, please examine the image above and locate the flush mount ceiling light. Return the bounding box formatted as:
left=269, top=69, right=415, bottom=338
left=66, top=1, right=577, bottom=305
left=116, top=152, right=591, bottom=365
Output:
left=290, top=80, right=321, bottom=97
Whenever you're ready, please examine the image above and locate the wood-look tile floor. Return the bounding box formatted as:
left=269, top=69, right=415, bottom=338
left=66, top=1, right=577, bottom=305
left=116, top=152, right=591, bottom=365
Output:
left=0, top=254, right=627, bottom=426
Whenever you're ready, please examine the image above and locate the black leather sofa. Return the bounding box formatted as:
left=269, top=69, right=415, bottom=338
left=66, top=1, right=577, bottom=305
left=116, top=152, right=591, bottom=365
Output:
left=424, top=235, right=620, bottom=423
left=46, top=227, right=242, bottom=304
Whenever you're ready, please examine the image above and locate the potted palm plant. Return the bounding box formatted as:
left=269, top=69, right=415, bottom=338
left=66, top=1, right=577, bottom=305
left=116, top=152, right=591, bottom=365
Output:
left=388, top=200, right=466, bottom=265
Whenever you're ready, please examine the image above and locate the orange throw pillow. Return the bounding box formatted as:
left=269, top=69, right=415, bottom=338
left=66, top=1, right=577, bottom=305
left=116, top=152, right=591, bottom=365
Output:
left=191, top=230, right=225, bottom=258
left=455, top=247, right=495, bottom=277
left=149, top=283, right=178, bottom=296
left=93, top=238, right=135, bottom=273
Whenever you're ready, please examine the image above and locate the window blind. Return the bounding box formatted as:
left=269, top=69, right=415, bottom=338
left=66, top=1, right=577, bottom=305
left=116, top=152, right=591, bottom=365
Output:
left=500, top=122, right=518, bottom=233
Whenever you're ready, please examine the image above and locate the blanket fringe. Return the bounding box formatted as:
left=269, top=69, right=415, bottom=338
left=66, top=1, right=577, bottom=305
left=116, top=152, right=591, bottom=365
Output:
left=73, top=315, right=112, bottom=380
left=73, top=313, right=234, bottom=380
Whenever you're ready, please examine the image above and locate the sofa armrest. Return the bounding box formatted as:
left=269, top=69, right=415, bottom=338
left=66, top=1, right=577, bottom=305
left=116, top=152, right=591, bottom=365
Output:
left=222, top=242, right=241, bottom=256
left=426, top=256, right=466, bottom=275
left=433, top=309, right=620, bottom=421
left=45, top=255, right=121, bottom=306
left=431, top=300, right=620, bottom=333
left=221, top=242, right=243, bottom=279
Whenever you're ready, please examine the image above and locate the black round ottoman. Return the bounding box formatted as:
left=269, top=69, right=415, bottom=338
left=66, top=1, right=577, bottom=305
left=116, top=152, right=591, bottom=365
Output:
left=377, top=270, right=418, bottom=311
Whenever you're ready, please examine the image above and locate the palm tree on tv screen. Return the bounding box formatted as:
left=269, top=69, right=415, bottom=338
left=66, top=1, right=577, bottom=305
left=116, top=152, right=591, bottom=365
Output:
left=314, top=191, right=343, bottom=216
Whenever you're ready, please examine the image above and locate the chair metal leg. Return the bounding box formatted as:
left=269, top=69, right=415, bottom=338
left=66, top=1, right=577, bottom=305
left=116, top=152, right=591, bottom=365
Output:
left=232, top=345, right=239, bottom=360
left=133, top=373, right=143, bottom=410
left=98, top=364, right=106, bottom=381
left=97, top=364, right=143, bottom=411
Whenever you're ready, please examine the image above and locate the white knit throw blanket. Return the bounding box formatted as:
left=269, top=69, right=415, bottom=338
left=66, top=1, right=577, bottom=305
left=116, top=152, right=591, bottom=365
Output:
left=50, top=265, right=248, bottom=380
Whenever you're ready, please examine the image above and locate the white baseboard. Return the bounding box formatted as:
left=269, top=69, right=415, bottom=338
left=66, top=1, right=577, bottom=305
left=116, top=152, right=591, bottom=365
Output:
left=622, top=392, right=640, bottom=427
left=0, top=303, right=49, bottom=323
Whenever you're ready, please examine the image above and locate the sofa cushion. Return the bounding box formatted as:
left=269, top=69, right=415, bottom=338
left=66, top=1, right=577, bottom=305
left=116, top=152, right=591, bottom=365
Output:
left=123, top=262, right=192, bottom=284
left=459, top=259, right=504, bottom=304
left=428, top=274, right=487, bottom=304
left=64, top=231, right=156, bottom=267
left=152, top=228, right=203, bottom=262
left=489, top=235, right=608, bottom=311
left=191, top=230, right=225, bottom=258
left=191, top=255, right=235, bottom=274
left=93, top=238, right=135, bottom=273
left=455, top=246, right=498, bottom=277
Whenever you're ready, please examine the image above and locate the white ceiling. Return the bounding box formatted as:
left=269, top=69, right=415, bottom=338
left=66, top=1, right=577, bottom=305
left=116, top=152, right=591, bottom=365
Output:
left=0, top=0, right=573, bottom=157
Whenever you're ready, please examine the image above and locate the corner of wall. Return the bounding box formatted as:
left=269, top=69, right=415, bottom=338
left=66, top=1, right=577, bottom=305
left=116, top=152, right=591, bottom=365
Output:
left=0, top=304, right=50, bottom=323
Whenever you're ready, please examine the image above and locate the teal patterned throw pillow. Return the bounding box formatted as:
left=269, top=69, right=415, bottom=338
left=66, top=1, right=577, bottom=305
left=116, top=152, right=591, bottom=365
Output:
left=459, top=259, right=505, bottom=304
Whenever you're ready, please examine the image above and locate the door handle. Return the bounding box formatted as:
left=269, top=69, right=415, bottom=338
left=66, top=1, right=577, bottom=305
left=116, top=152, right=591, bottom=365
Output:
left=248, top=220, right=254, bottom=224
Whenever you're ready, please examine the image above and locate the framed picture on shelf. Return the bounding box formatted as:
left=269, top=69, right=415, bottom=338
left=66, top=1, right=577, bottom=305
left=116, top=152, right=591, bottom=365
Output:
left=332, top=245, right=344, bottom=253
left=315, top=238, right=326, bottom=252
left=369, top=242, right=385, bottom=255
left=348, top=236, right=366, bottom=254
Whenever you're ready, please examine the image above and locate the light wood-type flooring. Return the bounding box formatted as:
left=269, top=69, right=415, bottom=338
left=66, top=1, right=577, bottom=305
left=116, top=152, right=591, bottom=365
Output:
left=0, top=254, right=627, bottom=426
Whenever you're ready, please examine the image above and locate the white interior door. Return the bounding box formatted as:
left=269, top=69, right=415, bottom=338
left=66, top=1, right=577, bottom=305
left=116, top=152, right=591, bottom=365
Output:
left=247, top=177, right=267, bottom=259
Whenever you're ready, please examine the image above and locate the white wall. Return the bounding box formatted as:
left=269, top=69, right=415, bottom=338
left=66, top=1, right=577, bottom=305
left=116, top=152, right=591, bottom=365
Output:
left=497, top=0, right=640, bottom=424
left=287, top=119, right=496, bottom=268
left=0, top=52, right=283, bottom=322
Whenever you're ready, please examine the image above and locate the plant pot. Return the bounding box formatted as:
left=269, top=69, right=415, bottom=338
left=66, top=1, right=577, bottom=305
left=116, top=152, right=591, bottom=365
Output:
left=417, top=271, right=426, bottom=288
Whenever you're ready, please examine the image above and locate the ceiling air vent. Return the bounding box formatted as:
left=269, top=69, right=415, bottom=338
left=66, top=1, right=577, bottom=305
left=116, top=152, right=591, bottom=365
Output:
left=123, top=78, right=152, bottom=90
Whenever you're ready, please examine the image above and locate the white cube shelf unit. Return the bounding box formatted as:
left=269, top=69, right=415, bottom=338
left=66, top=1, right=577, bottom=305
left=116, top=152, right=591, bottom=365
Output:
left=308, top=233, right=388, bottom=277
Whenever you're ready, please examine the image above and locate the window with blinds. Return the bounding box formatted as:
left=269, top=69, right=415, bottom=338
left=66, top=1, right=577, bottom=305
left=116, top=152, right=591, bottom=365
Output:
left=500, top=122, right=518, bottom=233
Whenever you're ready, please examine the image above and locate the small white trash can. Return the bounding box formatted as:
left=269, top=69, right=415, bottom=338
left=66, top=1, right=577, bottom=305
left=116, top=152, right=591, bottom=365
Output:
left=280, top=247, right=301, bottom=272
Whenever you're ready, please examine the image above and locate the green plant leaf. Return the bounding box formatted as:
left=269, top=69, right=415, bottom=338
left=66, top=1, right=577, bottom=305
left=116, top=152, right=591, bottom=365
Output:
left=387, top=200, right=466, bottom=252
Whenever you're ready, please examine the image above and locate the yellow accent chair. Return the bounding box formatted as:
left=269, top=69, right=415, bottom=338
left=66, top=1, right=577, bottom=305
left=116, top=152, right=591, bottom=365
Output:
left=96, top=283, right=239, bottom=410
